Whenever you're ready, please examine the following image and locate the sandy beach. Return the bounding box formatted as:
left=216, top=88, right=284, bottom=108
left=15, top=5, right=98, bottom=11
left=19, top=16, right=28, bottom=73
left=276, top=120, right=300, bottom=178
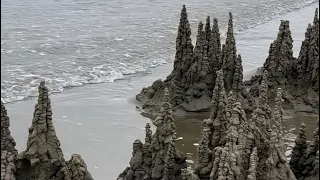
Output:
left=3, top=2, right=319, bottom=180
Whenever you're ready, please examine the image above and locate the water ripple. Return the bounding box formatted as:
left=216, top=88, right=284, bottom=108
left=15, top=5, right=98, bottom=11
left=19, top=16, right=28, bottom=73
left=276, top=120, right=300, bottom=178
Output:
left=1, top=0, right=319, bottom=103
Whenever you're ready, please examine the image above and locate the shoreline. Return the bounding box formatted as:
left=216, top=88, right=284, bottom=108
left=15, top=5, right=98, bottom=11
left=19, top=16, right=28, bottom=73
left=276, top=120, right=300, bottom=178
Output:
left=2, top=2, right=319, bottom=106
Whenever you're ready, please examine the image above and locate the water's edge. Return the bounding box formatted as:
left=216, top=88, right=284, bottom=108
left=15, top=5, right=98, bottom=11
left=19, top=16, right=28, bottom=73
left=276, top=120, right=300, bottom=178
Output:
left=1, top=1, right=319, bottom=104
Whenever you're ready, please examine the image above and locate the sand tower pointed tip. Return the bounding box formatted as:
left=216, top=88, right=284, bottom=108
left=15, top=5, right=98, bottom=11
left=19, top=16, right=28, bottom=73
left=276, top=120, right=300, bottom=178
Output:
left=276, top=88, right=283, bottom=96
left=209, top=16, right=222, bottom=74
left=168, top=2, right=193, bottom=82
left=261, top=70, right=268, bottom=84
left=205, top=16, right=210, bottom=29
left=299, top=123, right=306, bottom=133
left=227, top=90, right=236, bottom=102
left=227, top=12, right=234, bottom=33
left=212, top=17, right=219, bottom=30
left=228, top=90, right=233, bottom=96
left=1, top=101, right=6, bottom=114
left=145, top=122, right=152, bottom=143
left=212, top=17, right=219, bottom=31
left=290, top=122, right=308, bottom=178
left=229, top=12, right=233, bottom=19
left=1, top=101, right=5, bottom=117
left=314, top=8, right=318, bottom=22
left=215, top=70, right=225, bottom=87
left=205, top=16, right=211, bottom=35
left=263, top=70, right=268, bottom=75
left=38, top=80, right=48, bottom=95
left=275, top=88, right=284, bottom=103
left=145, top=122, right=151, bottom=134
left=181, top=5, right=187, bottom=14
left=227, top=90, right=236, bottom=104
left=63, top=154, right=93, bottom=180
left=263, top=18, right=294, bottom=84
left=198, top=21, right=204, bottom=29
left=134, top=139, right=142, bottom=145
left=38, top=80, right=47, bottom=92
left=274, top=87, right=285, bottom=129
left=1, top=99, right=17, bottom=155
left=217, top=70, right=224, bottom=81
left=164, top=87, right=169, bottom=97
left=40, top=80, right=45, bottom=86
left=237, top=54, right=242, bottom=60
left=162, top=87, right=171, bottom=104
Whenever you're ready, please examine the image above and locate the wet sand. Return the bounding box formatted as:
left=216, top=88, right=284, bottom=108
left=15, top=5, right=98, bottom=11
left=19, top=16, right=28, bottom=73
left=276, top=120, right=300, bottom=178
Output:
left=4, top=3, right=319, bottom=179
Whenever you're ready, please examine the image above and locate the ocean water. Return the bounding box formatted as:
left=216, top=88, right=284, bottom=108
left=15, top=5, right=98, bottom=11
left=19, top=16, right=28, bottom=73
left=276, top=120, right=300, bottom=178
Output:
left=1, top=0, right=319, bottom=103
left=2, top=1, right=320, bottom=179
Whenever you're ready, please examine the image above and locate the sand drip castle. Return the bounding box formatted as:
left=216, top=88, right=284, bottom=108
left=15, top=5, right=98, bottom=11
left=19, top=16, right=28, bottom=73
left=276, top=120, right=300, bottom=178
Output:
left=120, top=5, right=319, bottom=180
left=118, top=73, right=318, bottom=180
left=136, top=6, right=319, bottom=115
left=1, top=5, right=319, bottom=180
left=1, top=82, right=93, bottom=180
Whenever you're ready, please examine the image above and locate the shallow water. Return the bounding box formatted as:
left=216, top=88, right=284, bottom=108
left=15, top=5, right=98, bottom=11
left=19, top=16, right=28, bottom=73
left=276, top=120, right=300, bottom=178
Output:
left=173, top=114, right=318, bottom=166
left=1, top=0, right=318, bottom=103
left=2, top=1, right=320, bottom=180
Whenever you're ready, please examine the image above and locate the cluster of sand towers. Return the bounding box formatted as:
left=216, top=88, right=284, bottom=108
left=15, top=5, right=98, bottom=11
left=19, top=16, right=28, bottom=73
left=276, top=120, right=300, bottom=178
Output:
left=1, top=5, right=319, bottom=180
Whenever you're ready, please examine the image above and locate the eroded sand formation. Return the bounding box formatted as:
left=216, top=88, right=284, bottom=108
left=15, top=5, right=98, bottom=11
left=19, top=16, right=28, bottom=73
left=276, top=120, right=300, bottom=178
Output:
left=1, top=81, right=93, bottom=180
left=1, top=101, right=18, bottom=180
left=118, top=88, right=188, bottom=180
left=121, top=7, right=319, bottom=178
left=290, top=119, right=319, bottom=180
left=1, top=5, right=319, bottom=180
left=136, top=6, right=319, bottom=115
left=193, top=70, right=297, bottom=180
left=120, top=68, right=318, bottom=180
